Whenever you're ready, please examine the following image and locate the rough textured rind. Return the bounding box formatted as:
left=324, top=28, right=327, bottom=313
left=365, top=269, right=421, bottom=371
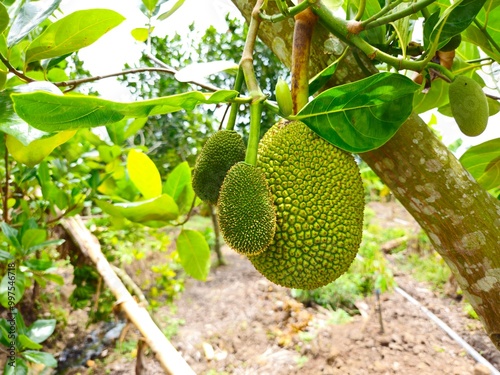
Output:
left=218, top=162, right=276, bottom=256
left=250, top=120, right=364, bottom=290
left=449, top=76, right=489, bottom=137
left=192, top=130, right=246, bottom=205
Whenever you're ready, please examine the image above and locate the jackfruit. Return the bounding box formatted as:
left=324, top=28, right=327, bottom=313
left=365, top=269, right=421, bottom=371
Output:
left=192, top=130, right=246, bottom=205
left=217, top=162, right=276, bottom=255
left=249, top=120, right=364, bottom=290
left=276, top=78, right=293, bottom=117
left=449, top=76, right=489, bottom=137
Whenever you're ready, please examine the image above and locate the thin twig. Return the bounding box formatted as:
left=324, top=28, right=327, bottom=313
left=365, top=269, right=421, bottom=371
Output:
left=0, top=53, right=35, bottom=83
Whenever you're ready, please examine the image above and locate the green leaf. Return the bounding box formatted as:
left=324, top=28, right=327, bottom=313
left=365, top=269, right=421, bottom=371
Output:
left=7, top=0, right=62, bottom=47
left=131, top=27, right=151, bottom=42
left=345, top=0, right=384, bottom=44
left=25, top=9, right=125, bottom=63
left=459, top=138, right=500, bottom=191
left=296, top=72, right=420, bottom=153
left=142, top=0, right=159, bottom=12
left=0, top=3, right=8, bottom=34
left=18, top=334, right=43, bottom=350
left=176, top=229, right=210, bottom=281
left=96, top=194, right=179, bottom=225
left=127, top=149, right=162, bottom=199
left=308, top=49, right=345, bottom=95
left=6, top=130, right=76, bottom=167
left=0, top=270, right=25, bottom=308
left=413, top=79, right=449, bottom=114
left=0, top=222, right=21, bottom=250
left=158, top=0, right=186, bottom=20
left=22, top=350, right=57, bottom=367
left=21, top=228, right=46, bottom=253
left=0, top=249, right=13, bottom=261
left=163, top=161, right=195, bottom=214
left=23, top=259, right=55, bottom=272
left=0, top=319, right=11, bottom=347
left=4, top=358, right=28, bottom=375
left=41, top=273, right=64, bottom=286
left=26, top=319, right=56, bottom=344
left=475, top=0, right=500, bottom=60
left=12, top=90, right=238, bottom=131
left=124, top=117, right=148, bottom=139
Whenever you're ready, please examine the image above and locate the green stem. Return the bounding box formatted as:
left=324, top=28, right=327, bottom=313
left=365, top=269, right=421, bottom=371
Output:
left=259, top=1, right=310, bottom=23
left=0, top=53, right=34, bottom=83
left=3, top=134, right=9, bottom=224
left=226, top=67, right=245, bottom=131
left=354, top=0, right=366, bottom=21
left=360, top=0, right=403, bottom=27
left=426, top=62, right=454, bottom=81
left=245, top=101, right=263, bottom=165
left=311, top=1, right=427, bottom=72
left=362, top=0, right=436, bottom=30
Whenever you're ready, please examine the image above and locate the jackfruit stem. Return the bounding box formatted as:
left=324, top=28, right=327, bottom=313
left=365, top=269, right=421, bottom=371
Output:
left=226, top=67, right=245, bottom=131
left=246, top=100, right=264, bottom=166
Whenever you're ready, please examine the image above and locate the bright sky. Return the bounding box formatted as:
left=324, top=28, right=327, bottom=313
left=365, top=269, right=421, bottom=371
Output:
left=56, top=0, right=499, bottom=154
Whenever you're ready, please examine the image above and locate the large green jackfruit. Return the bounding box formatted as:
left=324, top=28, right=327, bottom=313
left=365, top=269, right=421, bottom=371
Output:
left=192, top=130, right=246, bottom=205
left=449, top=76, right=489, bottom=137
left=249, top=120, right=364, bottom=290
left=217, top=162, right=276, bottom=256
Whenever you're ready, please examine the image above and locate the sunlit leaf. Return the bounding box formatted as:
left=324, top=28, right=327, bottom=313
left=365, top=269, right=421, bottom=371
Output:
left=0, top=269, right=25, bottom=308
left=6, top=130, right=76, bottom=167
left=413, top=79, right=449, bottom=114
left=0, top=3, right=8, bottom=34
left=131, top=27, right=152, bottom=42
left=96, top=194, right=179, bottom=224
left=127, top=149, right=162, bottom=199
left=7, top=0, right=62, bottom=47
left=176, top=229, right=210, bottom=281
left=460, top=138, right=500, bottom=191
left=175, top=60, right=238, bottom=83
left=296, top=72, right=420, bottom=153
left=158, top=0, right=186, bottom=21
left=18, top=334, right=43, bottom=350
left=26, top=319, right=56, bottom=344
left=0, top=222, right=21, bottom=250
left=25, top=9, right=125, bottom=63
left=20, top=228, right=46, bottom=252
left=4, top=358, right=28, bottom=375
left=22, top=350, right=57, bottom=367
left=142, top=0, right=159, bottom=12
left=12, top=89, right=238, bottom=131
left=163, top=161, right=195, bottom=214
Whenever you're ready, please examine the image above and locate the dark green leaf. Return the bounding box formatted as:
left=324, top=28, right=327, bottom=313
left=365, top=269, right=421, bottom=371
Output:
left=14, top=308, right=26, bottom=335
left=308, top=49, right=345, bottom=95
left=4, top=358, right=28, bottom=375
left=21, top=228, right=46, bottom=252
left=23, top=259, right=55, bottom=272
left=26, top=9, right=125, bottom=63
left=296, top=72, right=420, bottom=153
left=22, top=350, right=57, bottom=367
left=7, top=0, right=62, bottom=47
left=0, top=270, right=25, bottom=308
left=0, top=319, right=11, bottom=347
left=18, top=334, right=43, bottom=350
left=459, top=138, right=500, bottom=190
left=176, top=229, right=210, bottom=281
left=26, top=319, right=56, bottom=344
left=12, top=90, right=238, bottom=131
left=96, top=194, right=179, bottom=224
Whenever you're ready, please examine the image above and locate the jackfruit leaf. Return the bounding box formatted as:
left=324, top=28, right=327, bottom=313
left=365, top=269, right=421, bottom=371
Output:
left=308, top=48, right=346, bottom=95
left=142, top=0, right=159, bottom=12
left=4, top=358, right=28, bottom=375
left=175, top=61, right=238, bottom=83
left=425, top=0, right=486, bottom=50
left=459, top=138, right=500, bottom=191
left=7, top=0, right=62, bottom=47
left=296, top=72, right=420, bottom=153
left=22, top=350, right=57, bottom=367
left=131, top=27, right=152, bottom=42
left=21, top=228, right=46, bottom=252
left=0, top=3, right=8, bottom=34
left=25, top=9, right=125, bottom=63
left=6, top=130, right=76, bottom=167
left=124, top=117, right=148, bottom=139
left=413, top=79, right=449, bottom=114
left=472, top=4, right=500, bottom=61
left=127, top=149, right=162, bottom=199
left=26, top=319, right=56, bottom=344
left=176, top=229, right=210, bottom=281
left=163, top=161, right=195, bottom=214
left=96, top=195, right=179, bottom=225
left=12, top=90, right=238, bottom=131
left=0, top=221, right=21, bottom=250
left=345, top=0, right=384, bottom=44
left=0, top=269, right=25, bottom=308
left=158, top=0, right=186, bottom=20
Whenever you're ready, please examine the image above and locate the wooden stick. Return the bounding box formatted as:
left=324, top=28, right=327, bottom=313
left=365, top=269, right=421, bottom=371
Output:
left=60, top=215, right=195, bottom=375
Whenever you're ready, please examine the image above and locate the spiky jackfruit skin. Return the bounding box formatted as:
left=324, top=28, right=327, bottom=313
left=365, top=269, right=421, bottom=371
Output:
left=192, top=130, right=246, bottom=205
left=250, top=120, right=364, bottom=290
left=449, top=76, right=489, bottom=137
left=218, top=162, right=276, bottom=256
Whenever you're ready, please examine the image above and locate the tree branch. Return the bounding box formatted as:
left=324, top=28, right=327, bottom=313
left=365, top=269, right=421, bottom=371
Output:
left=0, top=53, right=34, bottom=83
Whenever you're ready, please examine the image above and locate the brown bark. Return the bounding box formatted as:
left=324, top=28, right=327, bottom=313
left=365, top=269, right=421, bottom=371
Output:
left=231, top=0, right=500, bottom=350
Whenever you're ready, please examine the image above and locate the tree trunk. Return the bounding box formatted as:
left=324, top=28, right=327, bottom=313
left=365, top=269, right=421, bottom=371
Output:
left=231, top=0, right=500, bottom=350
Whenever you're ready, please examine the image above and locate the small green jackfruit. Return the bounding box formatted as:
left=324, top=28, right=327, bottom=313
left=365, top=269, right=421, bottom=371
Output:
left=192, top=130, right=246, bottom=205
left=275, top=78, right=293, bottom=117
left=217, top=162, right=276, bottom=256
left=249, top=120, right=364, bottom=290
left=449, top=76, right=489, bottom=137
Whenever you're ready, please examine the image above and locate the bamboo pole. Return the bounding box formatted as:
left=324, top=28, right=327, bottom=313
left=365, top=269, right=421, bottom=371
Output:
left=60, top=215, right=196, bottom=375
